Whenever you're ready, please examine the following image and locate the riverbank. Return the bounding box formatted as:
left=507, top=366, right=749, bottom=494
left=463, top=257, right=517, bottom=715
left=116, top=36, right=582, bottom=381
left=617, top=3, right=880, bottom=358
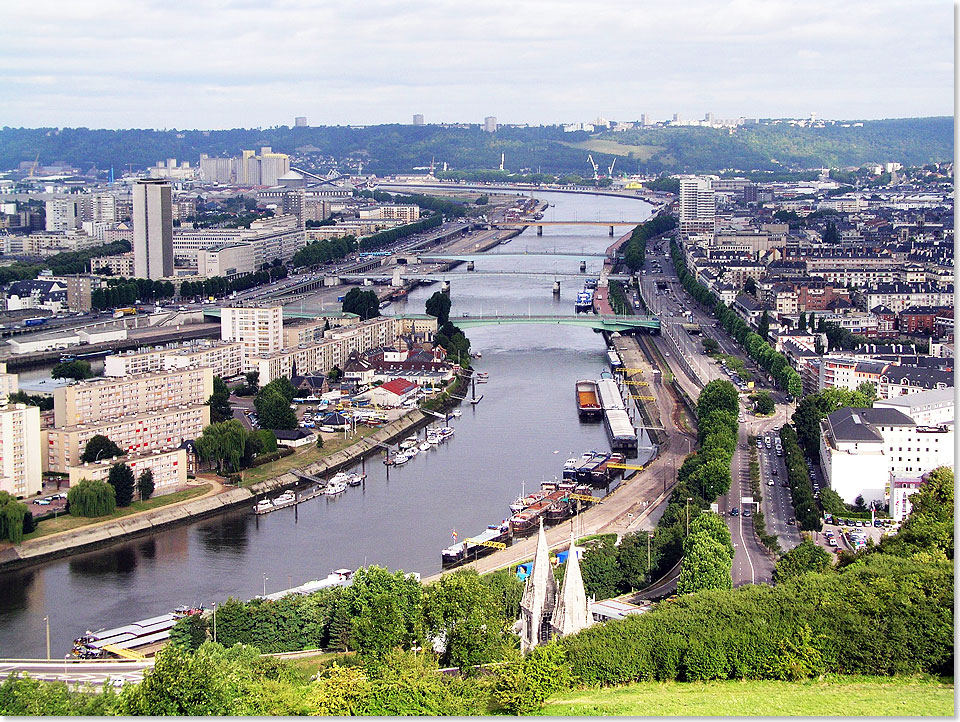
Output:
left=0, top=403, right=452, bottom=573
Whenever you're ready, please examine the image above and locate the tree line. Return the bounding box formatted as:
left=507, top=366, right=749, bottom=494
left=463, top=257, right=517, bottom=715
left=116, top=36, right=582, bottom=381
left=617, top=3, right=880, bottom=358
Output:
left=358, top=215, right=442, bottom=252
left=670, top=238, right=803, bottom=396
left=178, top=264, right=288, bottom=300
left=621, top=213, right=677, bottom=272
left=291, top=235, right=357, bottom=268
left=0, top=241, right=130, bottom=284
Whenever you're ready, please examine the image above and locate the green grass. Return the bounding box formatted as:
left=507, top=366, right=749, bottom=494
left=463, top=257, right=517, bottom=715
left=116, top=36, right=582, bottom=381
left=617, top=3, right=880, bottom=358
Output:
left=22, top=484, right=211, bottom=541
left=542, top=675, right=954, bottom=717
left=240, top=426, right=380, bottom=486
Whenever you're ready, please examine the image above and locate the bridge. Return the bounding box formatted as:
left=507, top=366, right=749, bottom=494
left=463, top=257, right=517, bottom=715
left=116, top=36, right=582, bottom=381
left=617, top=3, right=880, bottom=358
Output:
left=338, top=271, right=633, bottom=283
left=449, top=314, right=660, bottom=333
left=492, top=220, right=644, bottom=236
left=416, top=251, right=611, bottom=262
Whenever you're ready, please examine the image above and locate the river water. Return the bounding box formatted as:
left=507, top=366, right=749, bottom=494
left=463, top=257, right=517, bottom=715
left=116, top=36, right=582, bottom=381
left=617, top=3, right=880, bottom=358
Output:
left=0, top=191, right=651, bottom=658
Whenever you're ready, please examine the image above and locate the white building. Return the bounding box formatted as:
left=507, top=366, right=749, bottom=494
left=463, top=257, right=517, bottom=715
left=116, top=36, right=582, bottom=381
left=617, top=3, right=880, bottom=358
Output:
left=45, top=198, right=80, bottom=231
left=104, top=340, right=244, bottom=380
left=66, top=447, right=187, bottom=497
left=0, top=403, right=42, bottom=498
left=133, top=179, right=174, bottom=280
left=678, top=176, right=715, bottom=237
left=220, top=306, right=284, bottom=371
left=483, top=116, right=497, bottom=133
left=874, top=387, right=955, bottom=426
left=819, top=403, right=954, bottom=506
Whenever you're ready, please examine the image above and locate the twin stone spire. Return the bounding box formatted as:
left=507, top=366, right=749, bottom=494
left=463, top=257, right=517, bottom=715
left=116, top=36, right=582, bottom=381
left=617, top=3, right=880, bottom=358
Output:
left=518, top=518, right=592, bottom=652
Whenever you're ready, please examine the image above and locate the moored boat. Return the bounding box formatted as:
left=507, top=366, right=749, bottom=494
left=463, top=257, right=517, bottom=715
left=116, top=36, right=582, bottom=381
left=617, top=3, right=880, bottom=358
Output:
left=575, top=379, right=603, bottom=420
left=441, top=523, right=511, bottom=567
left=324, top=480, right=347, bottom=495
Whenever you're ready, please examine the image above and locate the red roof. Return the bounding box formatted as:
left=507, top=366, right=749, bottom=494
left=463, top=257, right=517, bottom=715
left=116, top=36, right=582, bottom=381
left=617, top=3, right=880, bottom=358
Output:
left=379, top=378, right=418, bottom=396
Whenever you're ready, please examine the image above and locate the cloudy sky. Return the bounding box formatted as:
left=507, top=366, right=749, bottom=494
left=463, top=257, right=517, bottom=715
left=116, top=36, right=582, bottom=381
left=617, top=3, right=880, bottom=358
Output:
left=0, top=0, right=952, bottom=129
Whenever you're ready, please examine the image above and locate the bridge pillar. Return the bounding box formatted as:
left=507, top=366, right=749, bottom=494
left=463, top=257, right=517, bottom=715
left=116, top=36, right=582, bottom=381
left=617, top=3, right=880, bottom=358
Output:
left=553, top=280, right=561, bottom=295
left=467, top=261, right=475, bottom=271
left=609, top=225, right=615, bottom=236
left=391, top=268, right=403, bottom=287
left=537, top=225, right=543, bottom=236
left=579, top=260, right=587, bottom=272
left=441, top=280, right=451, bottom=294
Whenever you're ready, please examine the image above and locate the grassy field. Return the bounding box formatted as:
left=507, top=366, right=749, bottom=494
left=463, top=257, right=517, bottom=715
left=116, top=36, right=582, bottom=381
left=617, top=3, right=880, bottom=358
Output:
left=240, top=426, right=380, bottom=486
left=542, top=675, right=954, bottom=717
left=559, top=138, right=663, bottom=160
left=21, top=484, right=212, bottom=541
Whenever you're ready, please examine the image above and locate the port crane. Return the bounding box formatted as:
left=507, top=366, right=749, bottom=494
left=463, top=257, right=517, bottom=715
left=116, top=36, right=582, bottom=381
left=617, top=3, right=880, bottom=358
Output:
left=586, top=154, right=599, bottom=181
left=607, top=158, right=616, bottom=177
left=28, top=152, right=39, bottom=179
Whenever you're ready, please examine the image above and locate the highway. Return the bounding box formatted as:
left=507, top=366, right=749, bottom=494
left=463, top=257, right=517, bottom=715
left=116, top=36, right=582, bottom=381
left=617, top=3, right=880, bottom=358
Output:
left=0, top=658, right=151, bottom=687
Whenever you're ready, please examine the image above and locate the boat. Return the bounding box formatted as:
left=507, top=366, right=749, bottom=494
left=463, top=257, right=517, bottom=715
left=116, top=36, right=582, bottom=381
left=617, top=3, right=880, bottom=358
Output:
left=577, top=452, right=609, bottom=483
left=509, top=490, right=566, bottom=535
left=393, top=451, right=410, bottom=465
left=419, top=441, right=432, bottom=452
left=563, top=452, right=596, bottom=481
left=575, top=289, right=594, bottom=312
left=449, top=409, right=462, bottom=418
left=439, top=426, right=455, bottom=439
left=400, top=437, right=419, bottom=450
left=379, top=300, right=392, bottom=309
left=328, top=472, right=351, bottom=486
left=347, top=473, right=364, bottom=487
left=273, top=491, right=296, bottom=508
left=441, top=523, right=511, bottom=567
left=318, top=426, right=336, bottom=433
left=585, top=278, right=599, bottom=289
left=427, top=433, right=441, bottom=445
left=407, top=445, right=419, bottom=458
left=509, top=489, right=547, bottom=514
left=254, top=499, right=274, bottom=514
left=575, top=379, right=603, bottom=420
left=591, top=453, right=625, bottom=483
left=324, top=480, right=347, bottom=495
left=545, top=496, right=574, bottom=524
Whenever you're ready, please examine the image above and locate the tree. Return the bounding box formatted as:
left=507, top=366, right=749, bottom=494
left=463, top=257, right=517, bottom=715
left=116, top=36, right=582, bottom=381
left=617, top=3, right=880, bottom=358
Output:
left=697, top=379, right=739, bottom=419
left=743, top=277, right=757, bottom=295
left=196, top=420, right=248, bottom=474
left=774, top=540, right=833, bottom=583
left=51, top=360, right=93, bottom=381
left=879, top=466, right=953, bottom=560
left=758, top=310, right=770, bottom=340
left=66, top=479, right=116, bottom=517
left=423, top=569, right=506, bottom=670
left=208, top=377, right=233, bottom=424
left=702, top=337, right=719, bottom=354
left=689, top=459, right=732, bottom=500
left=138, top=469, right=155, bottom=501
left=342, top=288, right=381, bottom=320
left=753, top=391, right=775, bottom=415
left=244, top=371, right=260, bottom=391
left=327, top=366, right=343, bottom=381
left=168, top=614, right=207, bottom=650
left=425, top=291, right=452, bottom=326
left=108, top=462, right=135, bottom=507
left=677, top=533, right=733, bottom=594
left=0, top=492, right=28, bottom=544
left=339, top=566, right=425, bottom=659
left=80, top=435, right=123, bottom=463
left=580, top=538, right=623, bottom=599
left=798, top=311, right=807, bottom=332
left=254, top=387, right=298, bottom=431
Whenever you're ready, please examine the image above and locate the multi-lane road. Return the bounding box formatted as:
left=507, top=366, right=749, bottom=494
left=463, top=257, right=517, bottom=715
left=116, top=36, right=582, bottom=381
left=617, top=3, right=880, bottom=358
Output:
left=0, top=659, right=151, bottom=688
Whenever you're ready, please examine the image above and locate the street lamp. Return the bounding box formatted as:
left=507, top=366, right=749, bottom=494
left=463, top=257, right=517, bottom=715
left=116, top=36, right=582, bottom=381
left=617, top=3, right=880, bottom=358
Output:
left=212, top=603, right=217, bottom=643
left=685, top=497, right=693, bottom=535
left=44, top=616, right=50, bottom=660
left=262, top=573, right=268, bottom=597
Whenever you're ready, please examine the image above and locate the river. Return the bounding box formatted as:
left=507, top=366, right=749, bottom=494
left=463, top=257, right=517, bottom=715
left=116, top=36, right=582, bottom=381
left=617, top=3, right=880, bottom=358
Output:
left=0, top=190, right=652, bottom=658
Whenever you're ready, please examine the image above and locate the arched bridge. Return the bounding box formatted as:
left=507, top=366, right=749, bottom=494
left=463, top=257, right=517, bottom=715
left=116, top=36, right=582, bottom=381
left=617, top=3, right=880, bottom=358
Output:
left=450, top=314, right=660, bottom=333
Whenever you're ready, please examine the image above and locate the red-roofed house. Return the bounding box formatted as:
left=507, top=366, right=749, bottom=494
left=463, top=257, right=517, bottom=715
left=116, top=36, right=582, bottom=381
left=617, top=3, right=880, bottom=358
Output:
left=371, top=378, right=420, bottom=407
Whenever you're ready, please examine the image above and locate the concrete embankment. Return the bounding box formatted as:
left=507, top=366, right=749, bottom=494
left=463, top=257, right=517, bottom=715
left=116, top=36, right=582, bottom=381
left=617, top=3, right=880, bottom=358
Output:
left=0, top=409, right=440, bottom=573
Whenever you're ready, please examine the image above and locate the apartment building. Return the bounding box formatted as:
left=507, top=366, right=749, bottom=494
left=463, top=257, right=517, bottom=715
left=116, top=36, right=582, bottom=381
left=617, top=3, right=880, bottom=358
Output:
left=44, top=404, right=210, bottom=473
left=91, top=252, right=135, bottom=277
left=221, top=306, right=284, bottom=371
left=66, top=447, right=187, bottom=497
left=819, top=404, right=954, bottom=505
left=865, top=283, right=954, bottom=315
left=875, top=387, right=955, bottom=426
left=281, top=314, right=359, bottom=348
left=45, top=198, right=81, bottom=231
left=104, top=341, right=243, bottom=379
left=251, top=315, right=438, bottom=384
left=53, top=367, right=214, bottom=428
left=0, top=403, right=42, bottom=498
left=358, top=205, right=421, bottom=223
left=0, top=362, right=19, bottom=402
left=678, top=176, right=715, bottom=237
left=174, top=215, right=304, bottom=270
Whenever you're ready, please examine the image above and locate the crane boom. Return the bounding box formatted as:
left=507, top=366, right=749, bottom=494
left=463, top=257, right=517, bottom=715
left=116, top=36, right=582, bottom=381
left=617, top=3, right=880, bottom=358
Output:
left=586, top=154, right=599, bottom=181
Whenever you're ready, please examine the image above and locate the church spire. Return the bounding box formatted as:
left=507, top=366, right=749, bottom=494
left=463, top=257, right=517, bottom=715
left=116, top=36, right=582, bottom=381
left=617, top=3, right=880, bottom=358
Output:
left=518, top=518, right=557, bottom=652
left=551, top=529, right=592, bottom=638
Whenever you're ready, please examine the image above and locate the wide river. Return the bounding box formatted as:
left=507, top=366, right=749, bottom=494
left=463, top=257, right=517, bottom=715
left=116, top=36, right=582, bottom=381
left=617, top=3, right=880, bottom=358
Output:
left=0, top=190, right=652, bottom=658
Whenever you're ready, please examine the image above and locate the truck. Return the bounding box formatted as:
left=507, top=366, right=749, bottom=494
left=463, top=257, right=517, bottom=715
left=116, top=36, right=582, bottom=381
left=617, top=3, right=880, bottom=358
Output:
left=24, top=318, right=47, bottom=327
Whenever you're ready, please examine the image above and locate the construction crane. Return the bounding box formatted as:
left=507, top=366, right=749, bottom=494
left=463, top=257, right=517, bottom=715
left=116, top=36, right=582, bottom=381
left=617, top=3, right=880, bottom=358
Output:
left=586, top=154, right=599, bottom=181
left=499, top=153, right=505, bottom=172
left=28, top=152, right=39, bottom=179
left=607, top=158, right=616, bottom=177
left=429, top=156, right=435, bottom=174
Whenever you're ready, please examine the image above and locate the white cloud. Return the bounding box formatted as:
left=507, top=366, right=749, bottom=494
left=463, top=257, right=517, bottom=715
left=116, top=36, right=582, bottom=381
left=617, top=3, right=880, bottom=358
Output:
left=0, top=0, right=950, bottom=128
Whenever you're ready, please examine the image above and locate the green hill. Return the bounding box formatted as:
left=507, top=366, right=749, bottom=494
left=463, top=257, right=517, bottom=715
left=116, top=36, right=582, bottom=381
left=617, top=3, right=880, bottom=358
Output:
left=0, top=117, right=951, bottom=177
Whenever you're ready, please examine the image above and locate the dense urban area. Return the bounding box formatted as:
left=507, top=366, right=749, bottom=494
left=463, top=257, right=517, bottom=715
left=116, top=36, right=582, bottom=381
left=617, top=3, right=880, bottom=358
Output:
left=0, top=113, right=953, bottom=715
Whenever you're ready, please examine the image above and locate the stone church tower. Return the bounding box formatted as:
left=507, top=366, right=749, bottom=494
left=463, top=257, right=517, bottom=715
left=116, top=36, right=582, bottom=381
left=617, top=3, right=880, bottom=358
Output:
left=518, top=521, right=592, bottom=652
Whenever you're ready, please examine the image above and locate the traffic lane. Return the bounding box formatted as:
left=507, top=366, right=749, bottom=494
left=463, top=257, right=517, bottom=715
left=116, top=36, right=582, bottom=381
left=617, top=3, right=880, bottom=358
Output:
left=758, top=442, right=801, bottom=548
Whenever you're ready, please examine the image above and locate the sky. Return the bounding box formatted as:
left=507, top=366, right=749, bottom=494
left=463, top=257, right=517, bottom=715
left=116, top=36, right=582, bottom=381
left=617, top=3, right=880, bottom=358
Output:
left=0, top=0, right=953, bottom=129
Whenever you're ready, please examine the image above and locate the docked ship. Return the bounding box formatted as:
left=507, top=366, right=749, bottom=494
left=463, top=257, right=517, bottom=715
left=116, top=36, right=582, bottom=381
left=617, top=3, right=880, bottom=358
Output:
left=575, top=379, right=603, bottom=420
left=591, top=452, right=626, bottom=483
left=562, top=452, right=597, bottom=480
left=441, top=522, right=511, bottom=567
left=509, top=490, right=568, bottom=535
left=574, top=289, right=594, bottom=312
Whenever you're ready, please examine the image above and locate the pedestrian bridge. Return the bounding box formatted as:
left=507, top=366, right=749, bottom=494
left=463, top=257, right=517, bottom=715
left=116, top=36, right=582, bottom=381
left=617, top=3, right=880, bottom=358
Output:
left=449, top=314, right=660, bottom=333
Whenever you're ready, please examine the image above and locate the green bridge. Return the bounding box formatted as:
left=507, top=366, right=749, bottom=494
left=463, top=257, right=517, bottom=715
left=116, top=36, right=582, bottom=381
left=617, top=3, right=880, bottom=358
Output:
left=449, top=314, right=660, bottom=333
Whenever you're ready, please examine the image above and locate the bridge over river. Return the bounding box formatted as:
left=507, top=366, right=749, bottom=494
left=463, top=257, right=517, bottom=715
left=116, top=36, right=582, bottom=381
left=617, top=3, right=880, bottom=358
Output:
left=448, top=314, right=659, bottom=333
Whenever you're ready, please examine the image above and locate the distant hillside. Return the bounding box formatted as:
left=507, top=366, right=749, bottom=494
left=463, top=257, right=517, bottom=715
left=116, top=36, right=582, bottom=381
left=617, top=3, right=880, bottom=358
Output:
left=0, top=117, right=951, bottom=177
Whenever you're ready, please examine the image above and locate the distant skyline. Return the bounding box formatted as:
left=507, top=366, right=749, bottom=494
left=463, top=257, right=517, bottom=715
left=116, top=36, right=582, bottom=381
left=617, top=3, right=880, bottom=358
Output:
left=0, top=0, right=952, bottom=129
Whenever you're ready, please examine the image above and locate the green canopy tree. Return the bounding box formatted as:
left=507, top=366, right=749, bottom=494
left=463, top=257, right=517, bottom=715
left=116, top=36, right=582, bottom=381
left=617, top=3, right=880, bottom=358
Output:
left=677, top=532, right=733, bottom=594
left=339, top=566, right=425, bottom=659
left=342, top=288, right=381, bottom=320
left=207, top=377, right=233, bottom=424
left=67, top=479, right=116, bottom=518
left=774, top=540, right=833, bottom=583
left=758, top=310, right=770, bottom=340
left=108, top=462, right=135, bottom=507
left=254, top=387, right=298, bottom=430
left=138, top=469, right=155, bottom=501
left=81, top=435, right=124, bottom=463
left=425, top=291, right=452, bottom=326
left=51, top=360, right=93, bottom=381
left=0, top=491, right=28, bottom=544
left=423, top=569, right=507, bottom=670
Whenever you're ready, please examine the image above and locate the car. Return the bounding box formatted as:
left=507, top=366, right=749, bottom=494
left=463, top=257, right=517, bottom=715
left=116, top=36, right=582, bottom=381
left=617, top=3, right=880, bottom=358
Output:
left=742, top=509, right=752, bottom=517
left=729, top=507, right=740, bottom=517
left=771, top=468, right=778, bottom=476
left=109, top=678, right=125, bottom=689
left=827, top=537, right=838, bottom=547
left=767, top=480, right=775, bottom=486
left=35, top=499, right=51, bottom=506
left=787, top=517, right=796, bottom=525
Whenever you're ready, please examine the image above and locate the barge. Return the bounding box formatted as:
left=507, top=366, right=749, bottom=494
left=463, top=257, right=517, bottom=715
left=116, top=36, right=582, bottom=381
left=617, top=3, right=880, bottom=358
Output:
left=575, top=379, right=603, bottom=420
left=441, top=523, right=511, bottom=567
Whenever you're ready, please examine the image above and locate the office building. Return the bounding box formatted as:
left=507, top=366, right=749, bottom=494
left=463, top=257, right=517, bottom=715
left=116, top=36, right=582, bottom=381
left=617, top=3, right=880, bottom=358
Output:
left=43, top=404, right=210, bottom=473
left=294, top=116, right=308, bottom=127
left=67, top=447, right=187, bottom=497
left=412, top=114, right=424, bottom=126
left=133, top=179, right=174, bottom=280
left=53, top=367, right=214, bottom=429
left=45, top=198, right=81, bottom=232
left=174, top=215, right=305, bottom=271
left=484, top=116, right=497, bottom=133
left=105, top=340, right=244, bottom=379
left=0, top=404, right=41, bottom=498
left=221, top=306, right=284, bottom=371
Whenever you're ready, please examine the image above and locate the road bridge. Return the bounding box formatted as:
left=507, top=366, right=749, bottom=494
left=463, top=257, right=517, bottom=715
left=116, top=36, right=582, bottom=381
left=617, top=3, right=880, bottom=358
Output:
left=416, top=251, right=611, bottom=262
left=337, top=271, right=633, bottom=283
left=448, top=314, right=660, bottom=333
left=492, top=220, right=644, bottom=236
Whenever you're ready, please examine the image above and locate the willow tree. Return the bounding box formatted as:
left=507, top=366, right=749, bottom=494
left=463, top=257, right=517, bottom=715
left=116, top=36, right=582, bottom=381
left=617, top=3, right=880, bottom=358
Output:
left=0, top=491, right=27, bottom=543
left=67, top=479, right=117, bottom=518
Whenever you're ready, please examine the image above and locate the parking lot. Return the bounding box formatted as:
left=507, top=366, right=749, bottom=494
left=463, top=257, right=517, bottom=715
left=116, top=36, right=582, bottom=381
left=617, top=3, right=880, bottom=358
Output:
left=818, top=516, right=897, bottom=554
